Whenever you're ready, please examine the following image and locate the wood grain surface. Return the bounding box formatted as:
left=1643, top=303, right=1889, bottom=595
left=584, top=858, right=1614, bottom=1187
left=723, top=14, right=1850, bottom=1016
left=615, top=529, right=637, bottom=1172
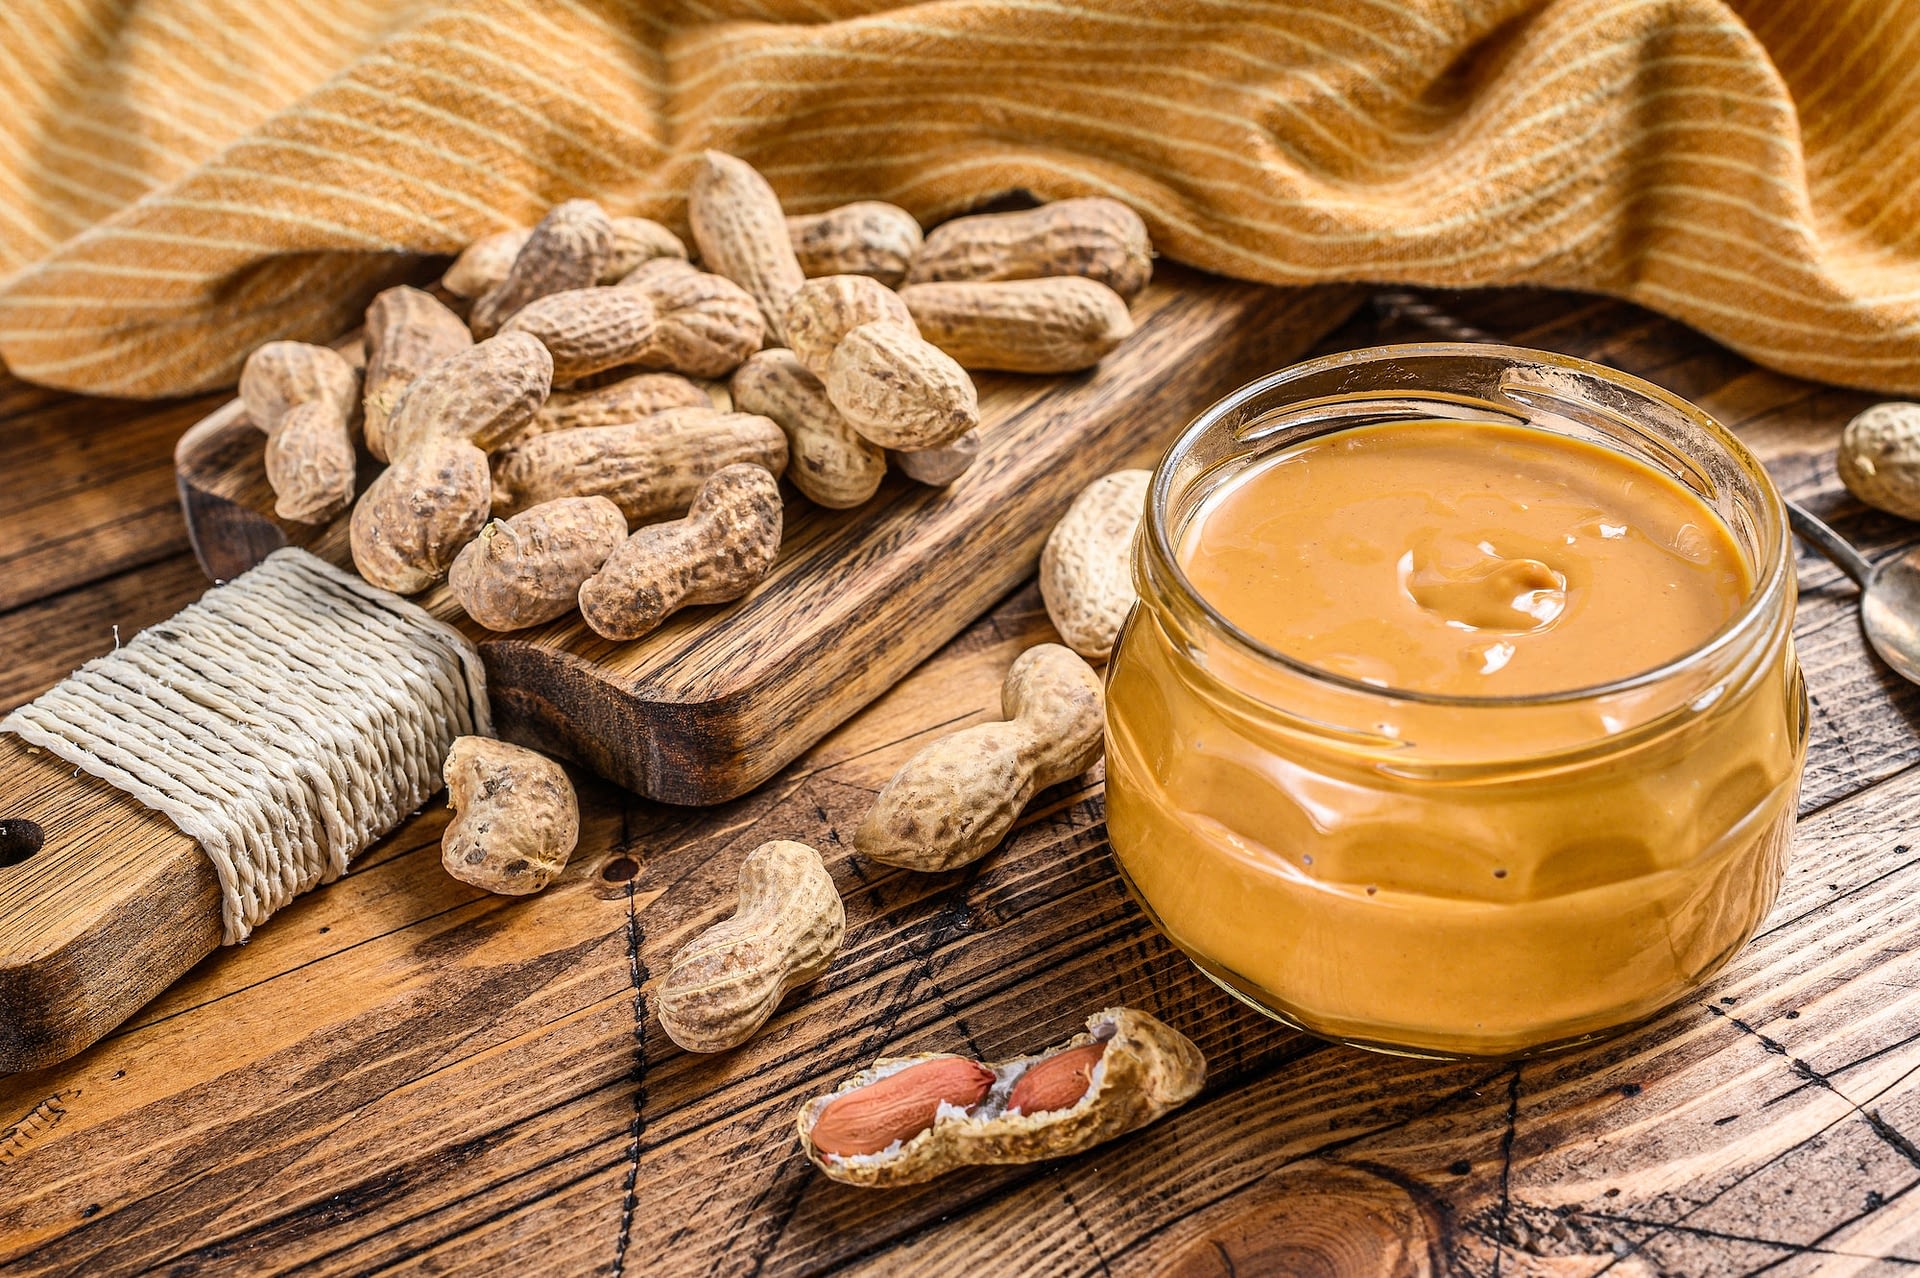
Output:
left=3, top=287, right=1919, bottom=1275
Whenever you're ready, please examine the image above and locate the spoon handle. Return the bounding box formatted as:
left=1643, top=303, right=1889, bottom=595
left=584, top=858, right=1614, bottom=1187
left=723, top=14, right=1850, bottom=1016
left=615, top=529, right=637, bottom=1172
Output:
left=1787, top=499, right=1874, bottom=588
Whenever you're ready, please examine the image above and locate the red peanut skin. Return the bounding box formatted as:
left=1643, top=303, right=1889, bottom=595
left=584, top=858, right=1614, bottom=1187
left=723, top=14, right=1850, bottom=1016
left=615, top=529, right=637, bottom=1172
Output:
left=809, top=1058, right=996, bottom=1157
left=1007, top=1042, right=1106, bottom=1116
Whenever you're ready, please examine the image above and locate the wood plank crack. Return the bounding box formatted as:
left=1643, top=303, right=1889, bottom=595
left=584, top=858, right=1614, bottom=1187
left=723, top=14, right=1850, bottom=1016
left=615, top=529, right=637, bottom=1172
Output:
left=1708, top=1004, right=1920, bottom=1172
left=1491, top=1064, right=1521, bottom=1277
left=612, top=875, right=650, bottom=1278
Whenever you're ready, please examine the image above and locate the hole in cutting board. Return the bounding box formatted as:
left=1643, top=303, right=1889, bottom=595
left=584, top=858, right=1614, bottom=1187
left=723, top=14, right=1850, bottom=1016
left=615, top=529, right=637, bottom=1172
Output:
left=0, top=819, right=46, bottom=867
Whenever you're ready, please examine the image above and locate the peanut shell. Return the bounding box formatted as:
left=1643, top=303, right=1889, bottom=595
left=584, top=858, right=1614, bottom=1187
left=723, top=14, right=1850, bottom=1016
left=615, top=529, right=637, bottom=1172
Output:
left=890, top=430, right=980, bottom=487
left=617, top=258, right=766, bottom=377
left=527, top=372, right=709, bottom=437
left=602, top=216, right=688, bottom=281
left=578, top=462, right=784, bottom=641
left=239, top=340, right=359, bottom=432
left=449, top=495, right=628, bottom=631
left=382, top=331, right=553, bottom=462
left=442, top=736, right=579, bottom=895
left=1039, top=469, right=1150, bottom=660
left=783, top=274, right=916, bottom=378
left=349, top=435, right=492, bottom=594
left=900, top=277, right=1134, bottom=373
left=908, top=197, right=1152, bottom=300
left=442, top=227, right=531, bottom=298
left=788, top=201, right=923, bottom=287
left=264, top=399, right=357, bottom=525
left=856, top=644, right=1103, bottom=872
left=1840, top=401, right=1920, bottom=520
left=689, top=151, right=806, bottom=341
left=500, top=287, right=658, bottom=384
left=362, top=286, right=473, bottom=461
left=797, top=1007, right=1204, bottom=1188
left=657, top=839, right=844, bottom=1053
left=470, top=199, right=612, bottom=338
left=731, top=348, right=885, bottom=509
left=825, top=321, right=980, bottom=451
left=491, top=407, right=788, bottom=524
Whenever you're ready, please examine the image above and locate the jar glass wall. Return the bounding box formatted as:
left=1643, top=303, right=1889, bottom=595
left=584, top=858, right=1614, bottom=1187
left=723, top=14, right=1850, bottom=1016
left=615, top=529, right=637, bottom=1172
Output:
left=1103, top=344, right=1808, bottom=1059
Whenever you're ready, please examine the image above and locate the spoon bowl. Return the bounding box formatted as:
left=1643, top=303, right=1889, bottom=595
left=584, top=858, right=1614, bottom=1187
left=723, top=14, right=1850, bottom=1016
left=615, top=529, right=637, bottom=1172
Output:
left=1788, top=501, right=1920, bottom=686
left=1861, top=549, right=1920, bottom=684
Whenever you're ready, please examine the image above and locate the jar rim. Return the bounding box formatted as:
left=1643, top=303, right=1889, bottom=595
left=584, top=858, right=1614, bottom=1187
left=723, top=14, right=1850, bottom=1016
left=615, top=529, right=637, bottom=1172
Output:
left=1145, top=341, right=1793, bottom=708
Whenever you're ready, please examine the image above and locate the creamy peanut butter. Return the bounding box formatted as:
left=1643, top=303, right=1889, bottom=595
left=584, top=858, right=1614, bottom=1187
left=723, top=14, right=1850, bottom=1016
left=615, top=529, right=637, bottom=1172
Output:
left=1179, top=421, right=1750, bottom=696
left=1105, top=417, right=1806, bottom=1058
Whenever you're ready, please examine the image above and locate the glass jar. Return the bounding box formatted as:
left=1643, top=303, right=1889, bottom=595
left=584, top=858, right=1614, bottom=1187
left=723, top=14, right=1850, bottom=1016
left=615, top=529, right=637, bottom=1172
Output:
left=1104, top=344, right=1808, bottom=1059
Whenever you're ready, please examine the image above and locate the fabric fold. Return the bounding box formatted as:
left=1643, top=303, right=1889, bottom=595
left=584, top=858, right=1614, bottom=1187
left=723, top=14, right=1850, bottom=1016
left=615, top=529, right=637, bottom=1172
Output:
left=1, top=0, right=1917, bottom=397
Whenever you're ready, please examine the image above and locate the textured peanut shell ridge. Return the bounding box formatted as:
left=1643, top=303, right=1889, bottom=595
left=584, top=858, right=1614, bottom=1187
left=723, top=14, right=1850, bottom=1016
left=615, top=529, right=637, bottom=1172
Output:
left=907, top=197, right=1153, bottom=300
left=615, top=258, right=766, bottom=378
left=448, top=495, right=628, bottom=631
left=658, top=840, right=845, bottom=1053
left=688, top=150, right=806, bottom=342
left=999, top=644, right=1106, bottom=781
left=264, top=400, right=358, bottom=525
left=1039, top=469, right=1151, bottom=660
left=239, top=340, right=360, bottom=432
left=491, top=407, right=788, bottom=523
left=890, top=429, right=980, bottom=487
left=349, top=436, right=492, bottom=595
left=442, top=736, right=580, bottom=895
left=577, top=462, right=784, bottom=642
left=825, top=321, right=980, bottom=451
left=899, top=277, right=1135, bottom=374
left=855, top=643, right=1103, bottom=872
left=469, top=199, right=613, bottom=338
left=798, top=1007, right=1205, bottom=1187
left=782, top=274, right=917, bottom=377
left=787, top=202, right=924, bottom=288
left=529, top=372, right=709, bottom=437
left=600, top=216, right=689, bottom=282
left=1839, top=401, right=1920, bottom=520
left=442, top=226, right=532, bottom=298
left=731, top=348, right=886, bottom=509
left=381, top=331, right=554, bottom=462
left=362, top=286, right=473, bottom=461
left=500, top=287, right=659, bottom=384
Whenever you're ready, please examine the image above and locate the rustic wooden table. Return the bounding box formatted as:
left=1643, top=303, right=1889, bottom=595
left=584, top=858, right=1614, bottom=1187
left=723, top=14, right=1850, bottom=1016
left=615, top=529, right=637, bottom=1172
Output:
left=3, top=287, right=1918, bottom=1276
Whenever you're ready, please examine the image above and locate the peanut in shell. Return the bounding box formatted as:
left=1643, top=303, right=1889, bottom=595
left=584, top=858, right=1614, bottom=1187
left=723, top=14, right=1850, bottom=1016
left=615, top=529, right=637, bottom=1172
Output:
left=908, top=197, right=1152, bottom=300
left=797, top=1007, right=1205, bottom=1187
left=899, top=277, right=1134, bottom=374
left=362, top=286, right=473, bottom=461
left=788, top=201, right=923, bottom=288
left=656, top=839, right=844, bottom=1053
left=470, top=199, right=613, bottom=338
left=491, top=407, right=788, bottom=525
left=381, top=331, right=553, bottom=462
left=578, top=462, right=784, bottom=641
left=689, top=151, right=806, bottom=342
left=825, top=321, right=980, bottom=451
left=731, top=348, right=885, bottom=509
left=449, top=496, right=628, bottom=631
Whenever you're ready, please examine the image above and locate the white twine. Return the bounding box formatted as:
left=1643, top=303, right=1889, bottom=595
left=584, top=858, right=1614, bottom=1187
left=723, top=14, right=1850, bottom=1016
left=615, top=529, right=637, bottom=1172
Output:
left=1, top=549, right=490, bottom=944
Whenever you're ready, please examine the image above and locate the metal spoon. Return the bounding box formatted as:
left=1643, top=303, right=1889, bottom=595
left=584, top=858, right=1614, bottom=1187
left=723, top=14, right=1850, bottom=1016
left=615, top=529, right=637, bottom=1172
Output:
left=1372, top=291, right=1920, bottom=685
left=1787, top=503, right=1920, bottom=684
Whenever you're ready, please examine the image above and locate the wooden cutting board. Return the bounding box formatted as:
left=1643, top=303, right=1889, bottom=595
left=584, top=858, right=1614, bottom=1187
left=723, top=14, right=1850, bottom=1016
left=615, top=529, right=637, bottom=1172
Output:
left=0, top=270, right=1358, bottom=1074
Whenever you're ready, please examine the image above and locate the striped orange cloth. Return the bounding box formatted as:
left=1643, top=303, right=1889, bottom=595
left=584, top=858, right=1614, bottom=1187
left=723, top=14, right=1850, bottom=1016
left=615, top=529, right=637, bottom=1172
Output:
left=1, top=0, right=1917, bottom=398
